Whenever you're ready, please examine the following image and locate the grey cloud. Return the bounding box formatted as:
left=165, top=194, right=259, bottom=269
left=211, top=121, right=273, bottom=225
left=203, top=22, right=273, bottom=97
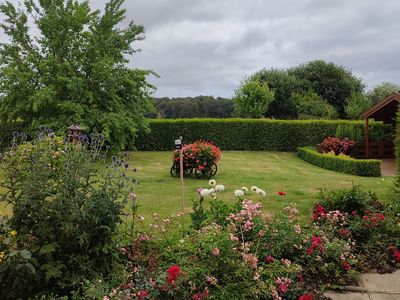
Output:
left=2, top=0, right=400, bottom=97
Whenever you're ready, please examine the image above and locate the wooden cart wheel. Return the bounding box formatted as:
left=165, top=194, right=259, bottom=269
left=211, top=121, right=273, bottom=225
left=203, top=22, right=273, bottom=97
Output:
left=170, top=162, right=180, bottom=178
left=195, top=168, right=213, bottom=179
left=210, top=163, right=218, bottom=176
left=184, top=168, right=193, bottom=176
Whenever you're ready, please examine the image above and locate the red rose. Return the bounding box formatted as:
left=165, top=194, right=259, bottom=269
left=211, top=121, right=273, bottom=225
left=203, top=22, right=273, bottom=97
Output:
left=167, top=265, right=181, bottom=284
left=339, top=228, right=350, bottom=236
left=343, top=262, right=351, bottom=270
left=278, top=191, right=286, bottom=196
left=394, top=249, right=400, bottom=262
left=266, top=256, right=275, bottom=263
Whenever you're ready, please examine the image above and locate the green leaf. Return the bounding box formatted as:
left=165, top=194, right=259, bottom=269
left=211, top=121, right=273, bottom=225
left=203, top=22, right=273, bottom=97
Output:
left=19, top=249, right=32, bottom=260
left=39, top=243, right=58, bottom=255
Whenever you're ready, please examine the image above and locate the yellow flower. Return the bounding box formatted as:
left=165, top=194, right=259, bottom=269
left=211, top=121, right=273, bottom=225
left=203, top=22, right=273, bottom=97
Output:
left=9, top=230, right=17, bottom=238
left=0, top=252, right=4, bottom=261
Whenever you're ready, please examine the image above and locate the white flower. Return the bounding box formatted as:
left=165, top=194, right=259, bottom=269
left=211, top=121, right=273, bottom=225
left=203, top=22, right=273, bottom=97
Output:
left=209, top=188, right=216, bottom=193
left=241, top=186, right=248, bottom=192
left=256, top=188, right=267, bottom=197
left=215, top=184, right=225, bottom=192
left=200, top=189, right=211, bottom=197
left=208, top=179, right=216, bottom=187
left=234, top=189, right=244, bottom=198
left=251, top=186, right=258, bottom=192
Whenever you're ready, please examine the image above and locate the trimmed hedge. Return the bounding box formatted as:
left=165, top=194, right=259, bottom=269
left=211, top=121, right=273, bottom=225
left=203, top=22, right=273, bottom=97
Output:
left=395, top=110, right=400, bottom=192
left=136, top=119, right=387, bottom=151
left=298, top=147, right=381, bottom=177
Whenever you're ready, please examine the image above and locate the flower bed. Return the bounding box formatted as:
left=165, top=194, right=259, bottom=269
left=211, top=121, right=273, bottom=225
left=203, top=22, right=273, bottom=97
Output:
left=298, top=146, right=381, bottom=177
left=88, top=184, right=399, bottom=300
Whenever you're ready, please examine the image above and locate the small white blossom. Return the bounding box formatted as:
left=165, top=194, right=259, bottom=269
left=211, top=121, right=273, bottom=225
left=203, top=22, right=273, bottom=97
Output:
left=251, top=186, right=258, bottom=192
left=200, top=189, right=211, bottom=197
left=234, top=189, right=245, bottom=198
left=241, top=186, right=248, bottom=192
left=215, top=184, right=225, bottom=192
left=208, top=179, right=217, bottom=186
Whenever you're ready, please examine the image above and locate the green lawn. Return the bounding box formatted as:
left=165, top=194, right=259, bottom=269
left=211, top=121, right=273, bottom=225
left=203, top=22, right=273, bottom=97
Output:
left=0, top=151, right=394, bottom=221
left=129, top=151, right=394, bottom=220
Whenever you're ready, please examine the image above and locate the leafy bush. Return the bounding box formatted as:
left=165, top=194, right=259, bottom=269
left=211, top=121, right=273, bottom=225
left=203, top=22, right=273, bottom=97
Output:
left=313, top=186, right=400, bottom=272
left=233, top=79, right=275, bottom=118
left=298, top=147, right=381, bottom=177
left=0, top=216, right=37, bottom=299
left=136, top=119, right=387, bottom=151
left=292, top=91, right=338, bottom=119
left=317, top=136, right=355, bottom=155
left=344, top=92, right=372, bottom=119
left=0, top=130, right=137, bottom=297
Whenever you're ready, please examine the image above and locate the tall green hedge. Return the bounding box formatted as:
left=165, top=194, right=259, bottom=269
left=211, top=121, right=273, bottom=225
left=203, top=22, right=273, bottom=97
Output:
left=135, top=119, right=387, bottom=151
left=298, top=147, right=381, bottom=177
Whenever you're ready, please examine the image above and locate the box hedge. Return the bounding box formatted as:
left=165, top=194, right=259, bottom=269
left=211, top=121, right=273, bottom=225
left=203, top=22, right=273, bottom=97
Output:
left=135, top=119, right=388, bottom=151
left=298, top=146, right=381, bottom=177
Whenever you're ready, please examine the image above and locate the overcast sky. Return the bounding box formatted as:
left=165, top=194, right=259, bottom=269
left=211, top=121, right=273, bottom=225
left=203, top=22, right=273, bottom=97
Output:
left=3, top=0, right=400, bottom=98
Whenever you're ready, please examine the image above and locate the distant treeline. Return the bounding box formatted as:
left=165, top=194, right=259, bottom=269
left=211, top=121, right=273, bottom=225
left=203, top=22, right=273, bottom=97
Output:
left=147, top=96, right=234, bottom=118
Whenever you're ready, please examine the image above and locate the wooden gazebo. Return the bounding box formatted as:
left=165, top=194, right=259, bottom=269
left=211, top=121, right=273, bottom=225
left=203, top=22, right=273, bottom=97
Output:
left=361, top=92, right=400, bottom=158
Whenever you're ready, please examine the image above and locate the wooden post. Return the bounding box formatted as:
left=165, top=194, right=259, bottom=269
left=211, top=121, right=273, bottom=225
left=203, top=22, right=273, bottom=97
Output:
left=365, top=118, right=369, bottom=159
left=179, top=136, right=184, bottom=212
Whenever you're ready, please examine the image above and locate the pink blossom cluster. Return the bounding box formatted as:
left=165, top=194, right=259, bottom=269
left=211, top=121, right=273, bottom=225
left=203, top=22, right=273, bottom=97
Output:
left=227, top=200, right=262, bottom=232
left=275, top=277, right=292, bottom=294
left=241, top=253, right=258, bottom=269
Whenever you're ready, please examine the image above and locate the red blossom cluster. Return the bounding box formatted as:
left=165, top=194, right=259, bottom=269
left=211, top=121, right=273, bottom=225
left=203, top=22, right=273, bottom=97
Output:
left=361, top=210, right=385, bottom=227
left=167, top=265, right=181, bottom=284
left=192, top=287, right=209, bottom=300
left=173, top=140, right=221, bottom=171
left=306, top=236, right=325, bottom=255
left=312, top=204, right=327, bottom=221
left=317, top=136, right=355, bottom=155
left=275, top=277, right=292, bottom=294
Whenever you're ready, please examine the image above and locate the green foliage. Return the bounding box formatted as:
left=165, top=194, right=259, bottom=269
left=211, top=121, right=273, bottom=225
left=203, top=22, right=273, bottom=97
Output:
left=345, top=92, right=372, bottom=119
left=135, top=118, right=387, bottom=151
left=233, top=79, right=275, bottom=118
left=292, top=91, right=338, bottom=119
left=314, top=186, right=400, bottom=272
left=289, top=60, right=365, bottom=115
left=0, top=0, right=155, bottom=151
left=190, top=197, right=208, bottom=230
left=317, top=185, right=378, bottom=214
left=0, top=216, right=38, bottom=300
left=366, top=82, right=400, bottom=104
left=149, top=96, right=234, bottom=118
left=251, top=68, right=304, bottom=118
left=298, top=147, right=381, bottom=177
left=0, top=132, right=136, bottom=297
left=336, top=124, right=364, bottom=143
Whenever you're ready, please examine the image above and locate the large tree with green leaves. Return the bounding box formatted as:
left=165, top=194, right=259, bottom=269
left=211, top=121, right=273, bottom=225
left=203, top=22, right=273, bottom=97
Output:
left=366, top=82, right=400, bottom=104
left=0, top=0, right=155, bottom=150
left=289, top=60, right=365, bottom=115
left=233, top=79, right=275, bottom=118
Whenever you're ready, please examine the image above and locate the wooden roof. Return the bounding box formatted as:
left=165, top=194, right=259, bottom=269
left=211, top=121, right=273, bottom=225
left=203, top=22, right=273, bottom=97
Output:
left=361, top=92, right=400, bottom=121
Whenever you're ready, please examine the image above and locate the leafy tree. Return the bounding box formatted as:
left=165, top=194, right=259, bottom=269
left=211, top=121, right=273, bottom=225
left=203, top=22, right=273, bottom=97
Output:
left=148, top=96, right=234, bottom=118
left=366, top=82, right=400, bottom=104
left=344, top=92, right=372, bottom=119
left=233, top=79, right=275, bottom=118
left=292, top=91, right=338, bottom=119
left=251, top=68, right=304, bottom=118
left=289, top=60, right=364, bottom=115
left=0, top=0, right=155, bottom=150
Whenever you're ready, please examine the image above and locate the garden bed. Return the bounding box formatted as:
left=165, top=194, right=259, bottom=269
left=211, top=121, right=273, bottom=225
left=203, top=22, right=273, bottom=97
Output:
left=298, top=146, right=381, bottom=177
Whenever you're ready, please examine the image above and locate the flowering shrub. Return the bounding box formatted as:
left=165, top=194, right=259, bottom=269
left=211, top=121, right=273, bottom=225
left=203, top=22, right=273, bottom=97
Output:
left=0, top=129, right=137, bottom=297
left=314, top=186, right=400, bottom=272
left=317, top=136, right=355, bottom=155
left=173, top=140, right=221, bottom=172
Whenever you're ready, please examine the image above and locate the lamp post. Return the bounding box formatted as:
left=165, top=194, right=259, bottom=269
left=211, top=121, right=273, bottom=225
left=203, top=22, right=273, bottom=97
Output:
left=174, top=137, right=184, bottom=212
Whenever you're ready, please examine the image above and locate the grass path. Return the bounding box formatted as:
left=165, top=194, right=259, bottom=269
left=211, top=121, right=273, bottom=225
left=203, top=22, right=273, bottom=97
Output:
left=130, top=151, right=394, bottom=220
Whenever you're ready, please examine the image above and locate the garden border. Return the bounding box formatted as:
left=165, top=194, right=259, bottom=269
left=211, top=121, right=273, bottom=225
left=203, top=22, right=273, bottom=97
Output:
left=298, top=146, right=381, bottom=177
